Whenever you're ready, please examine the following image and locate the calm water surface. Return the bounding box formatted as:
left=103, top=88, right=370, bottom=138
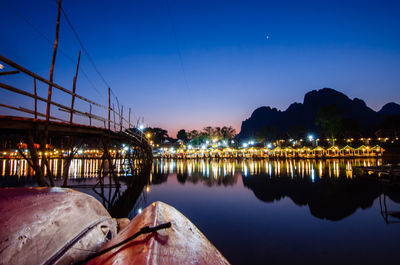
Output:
left=1, top=158, right=400, bottom=265
left=147, top=158, right=400, bottom=265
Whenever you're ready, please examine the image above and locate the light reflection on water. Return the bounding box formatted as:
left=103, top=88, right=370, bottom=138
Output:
left=151, top=158, right=380, bottom=182
left=0, top=158, right=134, bottom=181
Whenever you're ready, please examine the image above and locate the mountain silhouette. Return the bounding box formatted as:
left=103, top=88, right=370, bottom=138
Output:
left=379, top=102, right=400, bottom=115
left=242, top=173, right=383, bottom=221
left=238, top=88, right=399, bottom=139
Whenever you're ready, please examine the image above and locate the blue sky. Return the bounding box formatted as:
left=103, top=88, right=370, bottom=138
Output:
left=1, top=0, right=399, bottom=136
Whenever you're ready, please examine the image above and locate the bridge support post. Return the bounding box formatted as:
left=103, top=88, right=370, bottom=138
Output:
left=62, top=136, right=80, bottom=187
left=26, top=132, right=48, bottom=186
left=101, top=137, right=120, bottom=187
left=39, top=134, right=55, bottom=186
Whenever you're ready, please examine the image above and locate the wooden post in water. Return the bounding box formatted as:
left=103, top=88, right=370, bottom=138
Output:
left=33, top=78, right=37, bottom=119
left=70, top=50, right=81, bottom=123
left=46, top=0, right=62, bottom=122
left=27, top=133, right=48, bottom=186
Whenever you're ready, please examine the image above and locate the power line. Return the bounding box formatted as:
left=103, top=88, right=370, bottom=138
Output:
left=56, top=1, right=125, bottom=111
left=57, top=2, right=115, bottom=92
left=4, top=0, right=105, bottom=100
left=164, top=0, right=191, bottom=92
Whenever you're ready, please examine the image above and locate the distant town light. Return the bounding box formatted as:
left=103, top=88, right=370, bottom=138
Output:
left=0, top=64, right=3, bottom=70
left=231, top=140, right=234, bottom=143
left=139, top=124, right=144, bottom=131
left=201, top=145, right=206, bottom=150
left=267, top=143, right=272, bottom=149
left=206, top=140, right=210, bottom=144
left=242, top=143, right=248, bottom=148
left=308, top=134, right=314, bottom=141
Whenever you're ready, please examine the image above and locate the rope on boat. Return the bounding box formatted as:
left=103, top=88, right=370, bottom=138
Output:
left=76, top=222, right=172, bottom=264
left=44, top=217, right=112, bottom=265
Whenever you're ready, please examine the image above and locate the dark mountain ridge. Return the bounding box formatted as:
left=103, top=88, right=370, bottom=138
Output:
left=238, top=88, right=399, bottom=139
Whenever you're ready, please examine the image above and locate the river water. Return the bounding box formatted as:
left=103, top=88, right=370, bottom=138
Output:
left=1, top=157, right=400, bottom=265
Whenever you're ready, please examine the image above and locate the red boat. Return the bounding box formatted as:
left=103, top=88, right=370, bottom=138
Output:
left=87, top=201, right=230, bottom=265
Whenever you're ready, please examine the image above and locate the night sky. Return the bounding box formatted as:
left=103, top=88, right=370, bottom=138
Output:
left=1, top=0, right=399, bottom=136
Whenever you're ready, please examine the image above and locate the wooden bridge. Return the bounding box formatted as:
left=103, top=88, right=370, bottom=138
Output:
left=0, top=54, right=153, bottom=187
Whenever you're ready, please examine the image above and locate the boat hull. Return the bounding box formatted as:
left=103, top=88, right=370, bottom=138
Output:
left=0, top=187, right=117, bottom=265
left=88, top=201, right=230, bottom=265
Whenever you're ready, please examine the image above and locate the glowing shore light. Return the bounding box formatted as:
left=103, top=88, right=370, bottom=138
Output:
left=308, top=134, right=314, bottom=141
left=242, top=143, right=248, bottom=148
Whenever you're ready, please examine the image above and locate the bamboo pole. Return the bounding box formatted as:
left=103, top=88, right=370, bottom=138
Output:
left=70, top=50, right=81, bottom=123
left=120, top=105, right=123, bottom=131
left=33, top=78, right=37, bottom=119
left=113, top=103, right=116, bottom=131
left=0, top=70, right=19, bottom=76
left=0, top=55, right=107, bottom=109
left=46, top=0, right=62, bottom=122
left=89, top=104, right=92, bottom=126
left=128, top=107, right=131, bottom=128
left=108, top=87, right=111, bottom=130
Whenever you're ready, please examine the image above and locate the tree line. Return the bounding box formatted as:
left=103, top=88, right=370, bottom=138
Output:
left=178, top=126, right=236, bottom=145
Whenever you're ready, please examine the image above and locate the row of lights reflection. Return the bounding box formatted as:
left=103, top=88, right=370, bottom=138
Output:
left=1, top=157, right=382, bottom=182
left=0, top=158, right=133, bottom=179
left=152, top=158, right=381, bottom=180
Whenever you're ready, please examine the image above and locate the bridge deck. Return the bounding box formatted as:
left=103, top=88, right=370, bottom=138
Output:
left=0, top=115, right=150, bottom=150
left=1, top=115, right=120, bottom=138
